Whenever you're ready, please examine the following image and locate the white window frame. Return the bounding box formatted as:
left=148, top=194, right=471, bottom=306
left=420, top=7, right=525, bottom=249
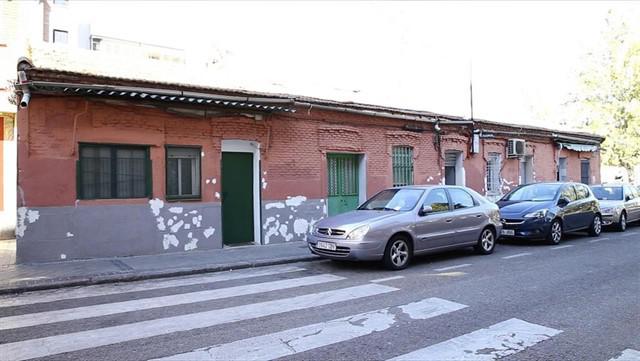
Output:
left=486, top=152, right=502, bottom=196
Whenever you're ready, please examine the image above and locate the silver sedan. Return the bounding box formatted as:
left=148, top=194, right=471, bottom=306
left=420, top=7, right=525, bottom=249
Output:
left=591, top=183, right=640, bottom=231
left=308, top=185, right=502, bottom=270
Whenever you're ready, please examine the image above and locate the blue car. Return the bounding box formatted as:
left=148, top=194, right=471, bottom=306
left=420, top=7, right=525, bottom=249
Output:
left=497, top=182, right=602, bottom=244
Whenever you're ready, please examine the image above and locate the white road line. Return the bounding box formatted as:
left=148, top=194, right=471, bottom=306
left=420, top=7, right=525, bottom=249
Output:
left=388, top=318, right=562, bottom=361
left=550, top=245, right=575, bottom=250
left=589, top=237, right=610, bottom=243
left=502, top=252, right=533, bottom=259
left=0, top=274, right=344, bottom=331
left=609, top=349, right=640, bottom=361
left=370, top=276, right=405, bottom=283
left=434, top=264, right=472, bottom=272
left=0, top=265, right=306, bottom=307
left=150, top=297, right=467, bottom=361
left=0, top=284, right=397, bottom=361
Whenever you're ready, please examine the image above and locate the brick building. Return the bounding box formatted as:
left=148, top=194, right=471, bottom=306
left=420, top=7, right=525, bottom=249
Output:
left=14, top=66, right=604, bottom=263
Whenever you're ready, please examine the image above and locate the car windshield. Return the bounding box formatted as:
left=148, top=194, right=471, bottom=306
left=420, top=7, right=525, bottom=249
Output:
left=358, top=189, right=424, bottom=211
left=503, top=184, right=561, bottom=202
left=591, top=186, right=623, bottom=200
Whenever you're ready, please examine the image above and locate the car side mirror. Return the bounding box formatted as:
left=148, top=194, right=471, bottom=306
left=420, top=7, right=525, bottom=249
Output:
left=625, top=195, right=632, bottom=202
left=419, top=205, right=433, bottom=216
left=557, top=197, right=570, bottom=207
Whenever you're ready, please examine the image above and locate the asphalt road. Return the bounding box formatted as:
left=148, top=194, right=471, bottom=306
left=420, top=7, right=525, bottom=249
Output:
left=0, top=225, right=638, bottom=361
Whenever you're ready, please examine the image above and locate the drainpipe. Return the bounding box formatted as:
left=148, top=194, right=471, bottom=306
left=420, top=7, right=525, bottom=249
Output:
left=17, top=71, right=30, bottom=108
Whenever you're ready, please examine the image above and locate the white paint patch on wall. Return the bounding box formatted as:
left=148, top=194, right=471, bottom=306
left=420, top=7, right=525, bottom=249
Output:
left=60, top=254, right=66, bottom=260
left=66, top=232, right=74, bottom=238
left=215, top=192, right=220, bottom=199
left=170, top=220, right=185, bottom=233
left=149, top=198, right=165, bottom=216
left=163, top=234, right=180, bottom=250
left=156, top=217, right=166, bottom=231
left=169, top=207, right=184, bottom=214
left=285, top=196, right=307, bottom=207
left=293, top=219, right=309, bottom=236
left=184, top=238, right=198, bottom=251
left=204, top=227, right=215, bottom=238
left=278, top=224, right=293, bottom=242
left=212, top=178, right=217, bottom=185
left=265, top=202, right=285, bottom=210
left=16, top=207, right=40, bottom=238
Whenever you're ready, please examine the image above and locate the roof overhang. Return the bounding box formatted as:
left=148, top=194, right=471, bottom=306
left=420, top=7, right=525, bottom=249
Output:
left=19, top=81, right=297, bottom=113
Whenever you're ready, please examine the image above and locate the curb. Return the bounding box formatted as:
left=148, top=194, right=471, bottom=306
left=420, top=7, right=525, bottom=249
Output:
left=0, top=254, right=321, bottom=295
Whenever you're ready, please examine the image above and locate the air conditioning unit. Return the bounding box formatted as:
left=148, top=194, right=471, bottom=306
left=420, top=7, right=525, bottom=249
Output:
left=507, top=139, right=526, bottom=158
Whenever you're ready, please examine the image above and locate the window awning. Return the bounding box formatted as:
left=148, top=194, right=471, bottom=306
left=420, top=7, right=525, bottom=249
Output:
left=558, top=142, right=599, bottom=152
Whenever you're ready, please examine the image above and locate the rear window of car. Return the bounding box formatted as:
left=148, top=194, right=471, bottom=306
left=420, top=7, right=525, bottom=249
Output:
left=591, top=186, right=623, bottom=200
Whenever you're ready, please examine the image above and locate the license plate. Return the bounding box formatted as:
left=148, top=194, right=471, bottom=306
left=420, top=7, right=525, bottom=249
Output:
left=316, top=241, right=336, bottom=251
left=501, top=229, right=515, bottom=236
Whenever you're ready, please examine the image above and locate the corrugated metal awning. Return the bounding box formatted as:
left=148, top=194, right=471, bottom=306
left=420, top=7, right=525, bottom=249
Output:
left=24, top=81, right=297, bottom=113
left=558, top=142, right=598, bottom=152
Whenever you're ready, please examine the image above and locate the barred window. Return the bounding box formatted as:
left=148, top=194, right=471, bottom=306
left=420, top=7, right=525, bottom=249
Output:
left=78, top=144, right=150, bottom=199
left=166, top=147, right=201, bottom=199
left=392, top=146, right=414, bottom=187
left=580, top=159, right=590, bottom=184
left=486, top=152, right=501, bottom=194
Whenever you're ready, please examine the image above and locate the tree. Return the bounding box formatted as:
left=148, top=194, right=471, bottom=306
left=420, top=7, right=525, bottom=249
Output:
left=567, top=11, right=640, bottom=181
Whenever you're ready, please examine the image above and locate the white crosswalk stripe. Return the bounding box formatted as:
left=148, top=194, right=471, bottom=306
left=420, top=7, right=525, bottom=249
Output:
left=150, top=297, right=468, bottom=361
left=388, top=318, right=562, bottom=361
left=0, top=274, right=344, bottom=331
left=0, top=283, right=397, bottom=361
left=0, top=265, right=306, bottom=307
left=609, top=349, right=640, bottom=361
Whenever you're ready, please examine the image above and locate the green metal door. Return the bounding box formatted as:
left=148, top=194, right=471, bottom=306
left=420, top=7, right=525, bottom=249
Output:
left=221, top=152, right=254, bottom=245
left=327, top=153, right=360, bottom=216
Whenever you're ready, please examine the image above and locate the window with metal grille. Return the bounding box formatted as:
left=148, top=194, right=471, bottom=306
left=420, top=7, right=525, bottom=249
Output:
left=78, top=144, right=151, bottom=199
left=486, top=152, right=501, bottom=195
left=580, top=159, right=590, bottom=184
left=166, top=147, right=201, bottom=199
left=392, top=146, right=414, bottom=187
left=328, top=154, right=359, bottom=196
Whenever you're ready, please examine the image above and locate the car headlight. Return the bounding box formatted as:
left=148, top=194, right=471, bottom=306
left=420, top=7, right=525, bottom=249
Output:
left=524, top=209, right=548, bottom=218
left=346, top=225, right=370, bottom=240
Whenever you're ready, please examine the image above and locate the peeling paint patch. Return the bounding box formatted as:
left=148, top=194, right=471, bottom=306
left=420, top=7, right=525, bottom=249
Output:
left=60, top=254, right=66, bottom=260
left=215, top=192, right=221, bottom=199
left=187, top=232, right=193, bottom=239
left=156, top=217, right=166, bottom=231
left=204, top=227, right=216, bottom=238
left=16, top=207, right=40, bottom=238
left=149, top=198, right=164, bottom=216
left=266, top=202, right=285, bottom=210
left=206, top=179, right=210, bottom=184
left=184, top=238, right=199, bottom=251
left=66, top=232, right=74, bottom=238
left=212, top=178, right=217, bottom=185
left=162, top=234, right=180, bottom=249
left=169, top=207, right=184, bottom=214
left=278, top=224, right=293, bottom=242
left=285, top=196, right=307, bottom=207
left=294, top=219, right=309, bottom=236
left=171, top=220, right=185, bottom=233
left=184, top=223, right=191, bottom=230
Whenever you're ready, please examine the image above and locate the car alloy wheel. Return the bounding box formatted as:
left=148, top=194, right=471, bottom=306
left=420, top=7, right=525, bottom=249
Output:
left=390, top=240, right=409, bottom=268
left=475, top=228, right=496, bottom=255
left=549, top=220, right=562, bottom=244
left=590, top=215, right=602, bottom=236
left=619, top=213, right=627, bottom=232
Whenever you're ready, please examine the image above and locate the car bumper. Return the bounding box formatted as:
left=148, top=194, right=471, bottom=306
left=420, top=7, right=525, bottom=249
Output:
left=601, top=213, right=618, bottom=226
left=307, top=234, right=385, bottom=261
left=499, top=217, right=552, bottom=240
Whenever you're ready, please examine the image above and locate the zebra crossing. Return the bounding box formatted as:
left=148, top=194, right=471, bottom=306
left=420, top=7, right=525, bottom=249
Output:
left=0, top=263, right=622, bottom=361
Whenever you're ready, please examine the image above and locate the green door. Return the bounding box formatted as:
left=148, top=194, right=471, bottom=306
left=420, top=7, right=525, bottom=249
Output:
left=327, top=153, right=360, bottom=216
left=221, top=152, right=254, bottom=245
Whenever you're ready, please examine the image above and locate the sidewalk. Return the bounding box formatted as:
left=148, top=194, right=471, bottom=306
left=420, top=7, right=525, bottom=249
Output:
left=0, top=241, right=319, bottom=295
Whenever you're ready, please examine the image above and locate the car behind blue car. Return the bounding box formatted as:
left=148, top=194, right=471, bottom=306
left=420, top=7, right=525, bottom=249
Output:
left=497, top=182, right=602, bottom=244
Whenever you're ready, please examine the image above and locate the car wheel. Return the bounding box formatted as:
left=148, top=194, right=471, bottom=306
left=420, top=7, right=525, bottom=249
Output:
left=474, top=228, right=496, bottom=255
left=589, top=214, right=602, bottom=237
left=617, top=212, right=627, bottom=232
left=547, top=219, right=563, bottom=245
left=383, top=235, right=412, bottom=270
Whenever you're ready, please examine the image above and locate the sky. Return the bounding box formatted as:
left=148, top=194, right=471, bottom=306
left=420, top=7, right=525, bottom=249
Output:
left=70, top=1, right=640, bottom=129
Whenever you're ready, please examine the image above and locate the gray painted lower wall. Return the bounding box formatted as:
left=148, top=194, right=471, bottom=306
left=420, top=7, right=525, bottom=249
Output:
left=16, top=196, right=328, bottom=263
left=261, top=197, right=327, bottom=244
left=16, top=200, right=222, bottom=263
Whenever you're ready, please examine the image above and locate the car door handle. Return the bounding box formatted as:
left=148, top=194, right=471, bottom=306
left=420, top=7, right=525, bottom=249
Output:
left=445, top=219, right=453, bottom=223
left=475, top=214, right=482, bottom=218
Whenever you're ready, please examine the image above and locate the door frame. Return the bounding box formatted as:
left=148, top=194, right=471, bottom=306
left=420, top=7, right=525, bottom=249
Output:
left=221, top=140, right=261, bottom=245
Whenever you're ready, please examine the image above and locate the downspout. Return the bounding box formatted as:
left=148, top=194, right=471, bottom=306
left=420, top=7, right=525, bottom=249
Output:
left=71, top=100, right=89, bottom=155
